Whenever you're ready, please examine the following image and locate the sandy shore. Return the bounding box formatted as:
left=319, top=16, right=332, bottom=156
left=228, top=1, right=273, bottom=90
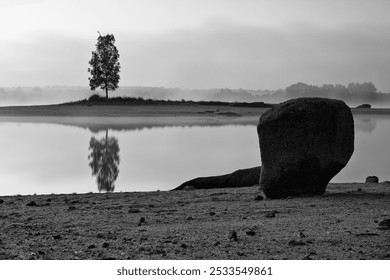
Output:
left=0, top=183, right=389, bottom=260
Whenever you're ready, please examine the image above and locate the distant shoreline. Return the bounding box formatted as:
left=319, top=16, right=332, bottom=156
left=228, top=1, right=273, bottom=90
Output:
left=0, top=102, right=389, bottom=118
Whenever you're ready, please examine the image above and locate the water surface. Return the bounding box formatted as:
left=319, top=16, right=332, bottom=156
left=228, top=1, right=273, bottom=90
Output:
left=0, top=115, right=388, bottom=195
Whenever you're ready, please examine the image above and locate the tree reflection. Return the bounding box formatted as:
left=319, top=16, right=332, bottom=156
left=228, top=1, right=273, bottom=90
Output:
left=88, top=130, right=120, bottom=192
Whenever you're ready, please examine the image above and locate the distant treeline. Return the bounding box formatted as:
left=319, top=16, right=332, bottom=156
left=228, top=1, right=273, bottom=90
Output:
left=284, top=82, right=389, bottom=104
left=1, top=82, right=389, bottom=107
left=69, top=94, right=273, bottom=108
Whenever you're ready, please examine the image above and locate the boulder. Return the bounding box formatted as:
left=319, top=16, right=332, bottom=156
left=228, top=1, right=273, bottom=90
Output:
left=173, top=166, right=261, bottom=190
left=257, top=98, right=354, bottom=198
left=366, top=176, right=379, bottom=183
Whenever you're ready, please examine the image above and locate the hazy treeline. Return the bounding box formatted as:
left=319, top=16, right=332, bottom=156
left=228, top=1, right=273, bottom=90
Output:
left=283, top=82, right=389, bottom=106
left=1, top=82, right=389, bottom=107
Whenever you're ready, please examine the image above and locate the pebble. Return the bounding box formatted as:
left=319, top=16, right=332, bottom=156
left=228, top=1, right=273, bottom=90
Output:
left=254, top=195, right=264, bottom=201
left=128, top=208, right=141, bottom=213
left=228, top=230, right=238, bottom=241
left=378, top=219, right=390, bottom=230
left=246, top=230, right=256, bottom=236
left=265, top=210, right=277, bottom=218
left=138, top=217, right=146, bottom=226
left=88, top=244, right=96, bottom=249
left=180, top=244, right=187, bottom=249
left=26, top=201, right=37, bottom=207
left=102, top=242, right=110, bottom=248
left=0, top=199, right=4, bottom=204
left=214, top=242, right=221, bottom=247
left=288, top=239, right=306, bottom=246
left=68, top=206, right=76, bottom=211
left=53, top=235, right=61, bottom=240
left=209, top=211, right=216, bottom=216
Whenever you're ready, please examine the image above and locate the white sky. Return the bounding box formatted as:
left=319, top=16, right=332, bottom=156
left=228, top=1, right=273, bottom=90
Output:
left=1, top=0, right=390, bottom=91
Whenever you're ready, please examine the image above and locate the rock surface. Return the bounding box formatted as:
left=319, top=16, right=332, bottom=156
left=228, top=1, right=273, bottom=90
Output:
left=173, top=166, right=260, bottom=190
left=366, top=176, right=379, bottom=183
left=257, top=98, right=354, bottom=198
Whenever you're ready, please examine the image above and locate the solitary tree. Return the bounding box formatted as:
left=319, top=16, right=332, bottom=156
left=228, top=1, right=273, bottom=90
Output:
left=88, top=33, right=121, bottom=99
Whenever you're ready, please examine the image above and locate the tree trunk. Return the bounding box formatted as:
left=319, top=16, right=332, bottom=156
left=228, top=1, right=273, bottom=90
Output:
left=105, top=87, right=108, bottom=100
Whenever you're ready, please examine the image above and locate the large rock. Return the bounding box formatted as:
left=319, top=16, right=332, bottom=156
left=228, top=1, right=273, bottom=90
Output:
left=173, top=166, right=261, bottom=190
left=257, top=98, right=354, bottom=198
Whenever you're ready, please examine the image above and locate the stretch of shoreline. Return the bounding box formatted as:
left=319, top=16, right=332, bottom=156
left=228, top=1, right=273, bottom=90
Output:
left=0, top=103, right=389, bottom=118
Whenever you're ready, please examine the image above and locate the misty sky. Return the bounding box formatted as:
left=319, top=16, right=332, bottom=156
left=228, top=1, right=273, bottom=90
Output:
left=1, top=0, right=390, bottom=92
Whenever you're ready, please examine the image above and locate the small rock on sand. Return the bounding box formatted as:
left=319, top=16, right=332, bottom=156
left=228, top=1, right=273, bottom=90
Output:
left=26, top=201, right=37, bottom=207
left=366, top=176, right=379, bottom=183
left=288, top=240, right=306, bottom=246
left=254, top=195, right=264, bottom=201
left=228, top=230, right=238, bottom=241
left=378, top=219, right=390, bottom=230
left=265, top=210, right=277, bottom=218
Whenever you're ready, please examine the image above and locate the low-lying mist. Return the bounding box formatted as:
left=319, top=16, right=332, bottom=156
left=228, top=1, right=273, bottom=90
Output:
left=1, top=82, right=389, bottom=108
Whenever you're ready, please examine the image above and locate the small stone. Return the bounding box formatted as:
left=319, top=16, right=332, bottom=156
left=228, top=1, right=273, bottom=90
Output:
left=68, top=206, right=76, bottom=211
left=26, top=201, right=37, bottom=207
left=187, top=217, right=193, bottom=220
left=288, top=239, right=306, bottom=246
left=378, top=219, right=390, bottom=230
left=128, top=208, right=141, bottom=213
left=246, top=230, right=256, bottom=236
left=366, top=176, right=379, bottom=183
left=0, top=199, right=4, bottom=204
left=299, top=231, right=306, bottom=238
left=214, top=242, right=221, bottom=246
left=102, top=242, right=110, bottom=248
left=53, top=235, right=61, bottom=240
left=209, top=211, right=216, bottom=216
left=38, top=251, right=45, bottom=255
left=180, top=244, right=187, bottom=249
left=46, top=198, right=52, bottom=202
left=138, top=217, right=146, bottom=226
left=265, top=210, right=277, bottom=218
left=88, top=244, right=96, bottom=249
left=254, top=195, right=264, bottom=201
left=228, top=230, right=238, bottom=241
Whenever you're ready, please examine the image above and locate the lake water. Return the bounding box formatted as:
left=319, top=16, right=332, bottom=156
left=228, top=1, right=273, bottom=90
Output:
left=0, top=115, right=389, bottom=195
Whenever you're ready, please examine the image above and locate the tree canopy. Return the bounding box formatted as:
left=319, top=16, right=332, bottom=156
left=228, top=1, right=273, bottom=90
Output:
left=88, top=33, right=121, bottom=99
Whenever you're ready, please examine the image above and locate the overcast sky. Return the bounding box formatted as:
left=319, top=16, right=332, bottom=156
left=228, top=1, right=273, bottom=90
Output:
left=1, top=0, right=390, bottom=91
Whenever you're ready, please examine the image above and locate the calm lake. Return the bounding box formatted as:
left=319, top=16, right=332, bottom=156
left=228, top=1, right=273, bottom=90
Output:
left=0, top=115, right=389, bottom=196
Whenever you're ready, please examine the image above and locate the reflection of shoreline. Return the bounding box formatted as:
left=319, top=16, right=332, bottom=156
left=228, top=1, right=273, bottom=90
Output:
left=0, top=116, right=259, bottom=132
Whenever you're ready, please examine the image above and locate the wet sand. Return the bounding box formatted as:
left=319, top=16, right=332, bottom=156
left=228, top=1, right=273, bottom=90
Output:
left=0, top=183, right=389, bottom=260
